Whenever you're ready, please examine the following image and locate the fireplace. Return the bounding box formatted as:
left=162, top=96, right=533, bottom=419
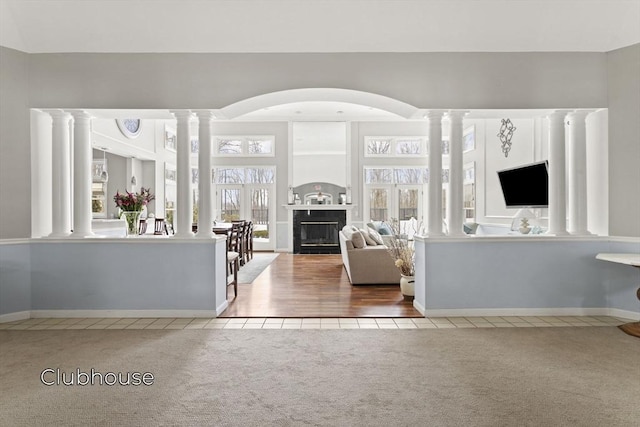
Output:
left=293, top=210, right=346, bottom=254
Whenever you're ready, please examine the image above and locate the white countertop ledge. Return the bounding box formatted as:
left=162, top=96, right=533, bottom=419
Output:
left=283, top=204, right=356, bottom=210
left=413, top=234, right=612, bottom=243
left=1, top=236, right=227, bottom=244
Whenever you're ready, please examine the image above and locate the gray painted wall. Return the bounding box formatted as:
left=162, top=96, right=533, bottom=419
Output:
left=2, top=47, right=638, bottom=238
left=0, top=47, right=30, bottom=239
left=30, top=240, right=223, bottom=312
left=604, top=240, right=640, bottom=313
left=607, top=44, right=640, bottom=237
left=415, top=238, right=639, bottom=317
left=0, top=242, right=31, bottom=316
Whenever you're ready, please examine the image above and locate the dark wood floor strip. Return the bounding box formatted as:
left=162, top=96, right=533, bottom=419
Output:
left=220, top=254, right=421, bottom=318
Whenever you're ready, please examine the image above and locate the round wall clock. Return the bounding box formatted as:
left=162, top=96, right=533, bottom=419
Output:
left=116, top=119, right=142, bottom=138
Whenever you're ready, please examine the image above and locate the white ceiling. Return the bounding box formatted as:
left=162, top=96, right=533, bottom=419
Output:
left=1, top=0, right=638, bottom=54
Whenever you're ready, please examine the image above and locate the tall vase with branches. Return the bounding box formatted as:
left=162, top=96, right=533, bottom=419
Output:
left=383, top=218, right=422, bottom=298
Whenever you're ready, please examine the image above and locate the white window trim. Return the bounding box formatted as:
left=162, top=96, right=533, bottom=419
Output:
left=364, top=136, right=426, bottom=157
left=215, top=135, right=276, bottom=157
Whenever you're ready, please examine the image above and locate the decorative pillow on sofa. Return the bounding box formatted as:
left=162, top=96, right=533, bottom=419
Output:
left=350, top=231, right=367, bottom=248
left=359, top=228, right=377, bottom=246
left=342, top=225, right=355, bottom=240
left=367, top=227, right=384, bottom=245
left=367, top=221, right=393, bottom=235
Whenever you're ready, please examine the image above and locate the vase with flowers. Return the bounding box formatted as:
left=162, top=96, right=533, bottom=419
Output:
left=383, top=218, right=420, bottom=299
left=114, top=187, right=155, bottom=236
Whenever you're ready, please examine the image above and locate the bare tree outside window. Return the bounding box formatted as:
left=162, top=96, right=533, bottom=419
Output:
left=369, top=189, right=388, bottom=221
left=247, top=139, right=273, bottom=155
left=367, top=138, right=392, bottom=155
left=395, top=138, right=422, bottom=154
left=217, top=138, right=242, bottom=154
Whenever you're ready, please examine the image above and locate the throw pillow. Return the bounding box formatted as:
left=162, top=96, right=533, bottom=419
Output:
left=350, top=231, right=367, bottom=248
left=342, top=225, right=355, bottom=240
left=367, top=227, right=384, bottom=245
left=377, top=223, right=393, bottom=235
left=359, top=228, right=377, bottom=246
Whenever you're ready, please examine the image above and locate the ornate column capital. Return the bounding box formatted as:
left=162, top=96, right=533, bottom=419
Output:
left=193, top=109, right=216, bottom=121
left=66, top=109, right=93, bottom=120
left=169, top=109, right=194, bottom=121
left=446, top=110, right=469, bottom=122
left=44, top=109, right=71, bottom=121
left=423, top=110, right=446, bottom=121
left=566, top=109, right=595, bottom=122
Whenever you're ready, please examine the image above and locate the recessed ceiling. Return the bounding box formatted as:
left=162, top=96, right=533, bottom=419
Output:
left=238, top=101, right=401, bottom=121
left=1, top=0, right=638, bottom=53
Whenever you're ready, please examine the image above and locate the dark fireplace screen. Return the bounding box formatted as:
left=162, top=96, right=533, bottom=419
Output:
left=293, top=210, right=346, bottom=254
left=301, top=221, right=339, bottom=248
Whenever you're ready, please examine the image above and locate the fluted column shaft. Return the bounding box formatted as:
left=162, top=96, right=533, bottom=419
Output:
left=69, top=110, right=94, bottom=237
left=426, top=111, right=445, bottom=236
left=195, top=110, right=214, bottom=238
left=547, top=111, right=569, bottom=235
left=446, top=111, right=467, bottom=236
left=567, top=110, right=592, bottom=235
left=172, top=110, right=194, bottom=238
left=46, top=110, right=72, bottom=237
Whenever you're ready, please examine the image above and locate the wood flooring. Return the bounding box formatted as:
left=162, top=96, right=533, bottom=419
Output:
left=220, top=253, right=422, bottom=318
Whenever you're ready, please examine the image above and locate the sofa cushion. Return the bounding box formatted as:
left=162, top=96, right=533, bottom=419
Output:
left=342, top=225, right=355, bottom=240
left=367, top=227, right=384, bottom=245
left=359, top=228, right=377, bottom=246
left=350, top=231, right=367, bottom=248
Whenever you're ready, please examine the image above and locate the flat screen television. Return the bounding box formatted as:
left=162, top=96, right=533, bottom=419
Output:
left=497, top=161, right=549, bottom=208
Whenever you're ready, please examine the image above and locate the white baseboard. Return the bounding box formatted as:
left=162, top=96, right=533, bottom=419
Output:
left=0, top=311, right=30, bottom=323
left=422, top=307, right=614, bottom=318
left=608, top=308, right=640, bottom=321
left=413, top=300, right=426, bottom=316
left=30, top=309, right=219, bottom=319
left=216, top=301, right=229, bottom=316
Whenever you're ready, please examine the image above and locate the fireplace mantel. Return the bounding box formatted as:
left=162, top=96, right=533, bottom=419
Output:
left=283, top=204, right=356, bottom=211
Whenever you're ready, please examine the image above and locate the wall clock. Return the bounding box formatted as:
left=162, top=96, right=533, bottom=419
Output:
left=116, top=119, right=142, bottom=138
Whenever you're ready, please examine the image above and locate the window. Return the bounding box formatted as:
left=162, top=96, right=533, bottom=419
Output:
left=215, top=167, right=275, bottom=184
left=216, top=135, right=275, bottom=156
left=365, top=136, right=425, bottom=157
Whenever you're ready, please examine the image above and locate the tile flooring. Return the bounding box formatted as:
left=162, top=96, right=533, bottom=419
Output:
left=0, top=316, right=633, bottom=330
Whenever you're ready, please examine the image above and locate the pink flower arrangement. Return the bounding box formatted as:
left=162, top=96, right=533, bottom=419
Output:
left=113, top=187, right=155, bottom=212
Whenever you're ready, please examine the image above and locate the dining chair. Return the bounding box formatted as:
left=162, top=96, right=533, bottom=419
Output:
left=138, top=219, right=147, bottom=235
left=154, top=218, right=166, bottom=235
left=214, top=228, right=239, bottom=298
left=231, top=220, right=246, bottom=266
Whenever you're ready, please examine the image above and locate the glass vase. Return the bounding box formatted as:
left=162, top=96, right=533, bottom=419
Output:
left=121, top=211, right=142, bottom=237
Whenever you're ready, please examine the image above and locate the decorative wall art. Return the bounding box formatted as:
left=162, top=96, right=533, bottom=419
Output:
left=497, top=119, right=517, bottom=157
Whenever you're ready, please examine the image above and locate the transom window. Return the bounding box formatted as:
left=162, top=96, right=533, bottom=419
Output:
left=216, top=135, right=274, bottom=156
left=215, top=167, right=275, bottom=184
left=365, top=136, right=425, bottom=156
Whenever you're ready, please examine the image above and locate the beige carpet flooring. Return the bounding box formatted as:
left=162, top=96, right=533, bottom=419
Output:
left=1, top=327, right=639, bottom=426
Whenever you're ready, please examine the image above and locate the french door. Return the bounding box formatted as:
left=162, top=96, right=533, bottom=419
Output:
left=218, top=184, right=275, bottom=251
left=366, top=185, right=423, bottom=235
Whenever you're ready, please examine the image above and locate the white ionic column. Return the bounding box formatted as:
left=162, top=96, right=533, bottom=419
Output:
left=172, top=110, right=194, bottom=238
left=567, top=110, right=592, bottom=235
left=46, top=110, right=72, bottom=237
left=195, top=110, right=214, bottom=239
left=425, top=110, right=445, bottom=236
left=547, top=111, right=569, bottom=235
left=446, top=110, right=467, bottom=236
left=68, top=110, right=94, bottom=237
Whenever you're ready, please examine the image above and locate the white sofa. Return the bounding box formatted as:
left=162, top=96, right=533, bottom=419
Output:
left=339, top=230, right=401, bottom=285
